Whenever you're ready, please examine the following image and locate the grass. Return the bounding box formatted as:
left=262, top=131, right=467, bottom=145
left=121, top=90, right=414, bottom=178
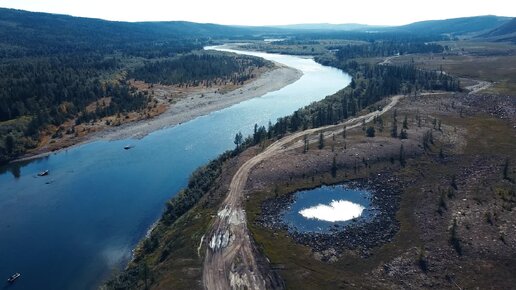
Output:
left=387, top=41, right=516, bottom=95
left=441, top=115, right=515, bottom=155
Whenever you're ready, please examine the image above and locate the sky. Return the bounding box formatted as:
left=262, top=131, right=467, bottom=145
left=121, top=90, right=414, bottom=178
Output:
left=0, top=0, right=514, bottom=26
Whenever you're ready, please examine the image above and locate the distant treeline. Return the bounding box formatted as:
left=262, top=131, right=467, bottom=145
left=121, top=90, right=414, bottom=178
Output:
left=0, top=7, right=279, bottom=163
left=0, top=9, right=206, bottom=58
left=129, top=52, right=271, bottom=86
left=279, top=31, right=446, bottom=43
left=0, top=49, right=269, bottom=163
left=333, top=41, right=444, bottom=59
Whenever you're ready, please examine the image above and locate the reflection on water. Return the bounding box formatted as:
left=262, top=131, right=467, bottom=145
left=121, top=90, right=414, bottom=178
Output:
left=282, top=185, right=375, bottom=233
left=299, top=200, right=365, bottom=222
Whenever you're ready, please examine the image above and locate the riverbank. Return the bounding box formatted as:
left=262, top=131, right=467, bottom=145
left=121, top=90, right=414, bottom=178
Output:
left=98, top=64, right=302, bottom=140
left=14, top=63, right=302, bottom=163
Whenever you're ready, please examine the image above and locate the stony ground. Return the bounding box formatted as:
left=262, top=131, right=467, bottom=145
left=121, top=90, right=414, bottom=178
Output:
left=244, top=91, right=516, bottom=289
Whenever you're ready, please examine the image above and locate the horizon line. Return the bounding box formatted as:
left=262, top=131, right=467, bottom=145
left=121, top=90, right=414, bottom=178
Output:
left=0, top=7, right=513, bottom=27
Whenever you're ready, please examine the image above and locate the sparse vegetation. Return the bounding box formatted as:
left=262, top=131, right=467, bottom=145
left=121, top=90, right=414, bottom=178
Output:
left=450, top=219, right=462, bottom=256
left=417, top=247, right=428, bottom=273
left=3, top=8, right=513, bottom=290
left=366, top=126, right=375, bottom=137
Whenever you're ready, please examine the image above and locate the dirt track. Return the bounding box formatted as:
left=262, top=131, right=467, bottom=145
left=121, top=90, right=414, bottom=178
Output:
left=202, top=95, right=403, bottom=290
left=465, top=80, right=492, bottom=95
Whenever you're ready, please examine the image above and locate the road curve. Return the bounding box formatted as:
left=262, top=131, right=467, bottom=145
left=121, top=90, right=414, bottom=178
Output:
left=202, top=95, right=403, bottom=290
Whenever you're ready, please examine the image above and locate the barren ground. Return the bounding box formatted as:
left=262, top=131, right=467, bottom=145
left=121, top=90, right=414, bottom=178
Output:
left=243, top=91, right=515, bottom=289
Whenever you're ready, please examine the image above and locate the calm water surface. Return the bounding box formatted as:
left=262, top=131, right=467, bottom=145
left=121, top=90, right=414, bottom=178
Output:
left=281, top=185, right=375, bottom=233
left=0, top=46, right=350, bottom=289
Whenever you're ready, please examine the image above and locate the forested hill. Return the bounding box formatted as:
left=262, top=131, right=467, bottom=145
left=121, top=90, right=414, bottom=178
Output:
left=479, top=18, right=516, bottom=42
left=270, top=16, right=513, bottom=39
left=0, top=8, right=279, bottom=58
left=394, top=15, right=511, bottom=37
left=0, top=8, right=280, bottom=164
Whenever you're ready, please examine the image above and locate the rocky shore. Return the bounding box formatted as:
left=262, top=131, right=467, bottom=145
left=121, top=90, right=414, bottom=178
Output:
left=256, top=174, right=402, bottom=260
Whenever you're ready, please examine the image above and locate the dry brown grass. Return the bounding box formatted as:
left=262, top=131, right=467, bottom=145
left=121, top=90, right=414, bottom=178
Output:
left=244, top=92, right=516, bottom=289
left=388, top=41, right=516, bottom=95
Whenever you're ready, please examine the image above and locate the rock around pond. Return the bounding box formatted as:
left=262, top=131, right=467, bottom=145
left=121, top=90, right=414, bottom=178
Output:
left=258, top=176, right=401, bottom=259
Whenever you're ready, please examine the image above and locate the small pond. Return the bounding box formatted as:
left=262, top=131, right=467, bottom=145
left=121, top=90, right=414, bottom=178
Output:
left=281, top=185, right=376, bottom=233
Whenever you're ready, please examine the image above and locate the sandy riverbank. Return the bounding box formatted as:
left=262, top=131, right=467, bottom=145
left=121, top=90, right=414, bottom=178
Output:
left=97, top=64, right=302, bottom=140
left=15, top=63, right=302, bottom=162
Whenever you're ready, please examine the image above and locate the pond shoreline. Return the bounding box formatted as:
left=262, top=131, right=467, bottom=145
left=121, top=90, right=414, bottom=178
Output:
left=257, top=174, right=401, bottom=261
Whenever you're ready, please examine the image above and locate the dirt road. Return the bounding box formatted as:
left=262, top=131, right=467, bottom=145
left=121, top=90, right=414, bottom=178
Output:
left=379, top=55, right=400, bottom=66
left=202, top=95, right=403, bottom=290
left=465, top=80, right=492, bottom=95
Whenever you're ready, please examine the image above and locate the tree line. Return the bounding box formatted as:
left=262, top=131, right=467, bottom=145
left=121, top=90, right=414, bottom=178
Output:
left=258, top=58, right=460, bottom=140
left=333, top=41, right=444, bottom=59
left=128, top=52, right=270, bottom=86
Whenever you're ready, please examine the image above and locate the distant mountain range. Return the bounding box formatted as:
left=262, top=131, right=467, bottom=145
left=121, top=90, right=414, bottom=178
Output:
left=271, top=23, right=384, bottom=31
left=0, top=7, right=514, bottom=50
left=394, top=15, right=512, bottom=36
left=479, top=18, right=516, bottom=42
left=270, top=16, right=514, bottom=38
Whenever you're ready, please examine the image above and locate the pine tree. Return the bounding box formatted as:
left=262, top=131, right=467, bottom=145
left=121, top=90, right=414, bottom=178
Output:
left=503, top=158, right=510, bottom=180
left=318, top=132, right=324, bottom=149
left=399, top=129, right=408, bottom=139
left=366, top=126, right=375, bottom=137
left=5, top=134, right=15, bottom=154
left=234, top=131, right=243, bottom=149
left=403, top=115, right=408, bottom=129
left=391, top=120, right=398, bottom=138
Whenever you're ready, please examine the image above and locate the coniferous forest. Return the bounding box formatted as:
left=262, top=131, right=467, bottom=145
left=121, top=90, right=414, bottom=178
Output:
left=0, top=8, right=271, bottom=163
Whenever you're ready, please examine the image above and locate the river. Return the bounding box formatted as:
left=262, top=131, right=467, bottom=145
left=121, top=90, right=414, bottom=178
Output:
left=0, top=46, right=350, bottom=289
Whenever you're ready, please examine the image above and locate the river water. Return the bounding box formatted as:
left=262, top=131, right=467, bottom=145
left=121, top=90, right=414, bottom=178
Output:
left=0, top=46, right=350, bottom=289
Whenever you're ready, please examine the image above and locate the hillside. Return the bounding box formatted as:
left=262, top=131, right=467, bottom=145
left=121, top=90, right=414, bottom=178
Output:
left=479, top=18, right=516, bottom=42
left=0, top=8, right=283, bottom=164
left=394, top=15, right=511, bottom=36
left=272, top=23, right=382, bottom=31
left=0, top=8, right=277, bottom=58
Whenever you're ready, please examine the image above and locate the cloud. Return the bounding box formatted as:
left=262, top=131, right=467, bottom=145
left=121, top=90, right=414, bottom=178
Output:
left=299, top=200, right=364, bottom=222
